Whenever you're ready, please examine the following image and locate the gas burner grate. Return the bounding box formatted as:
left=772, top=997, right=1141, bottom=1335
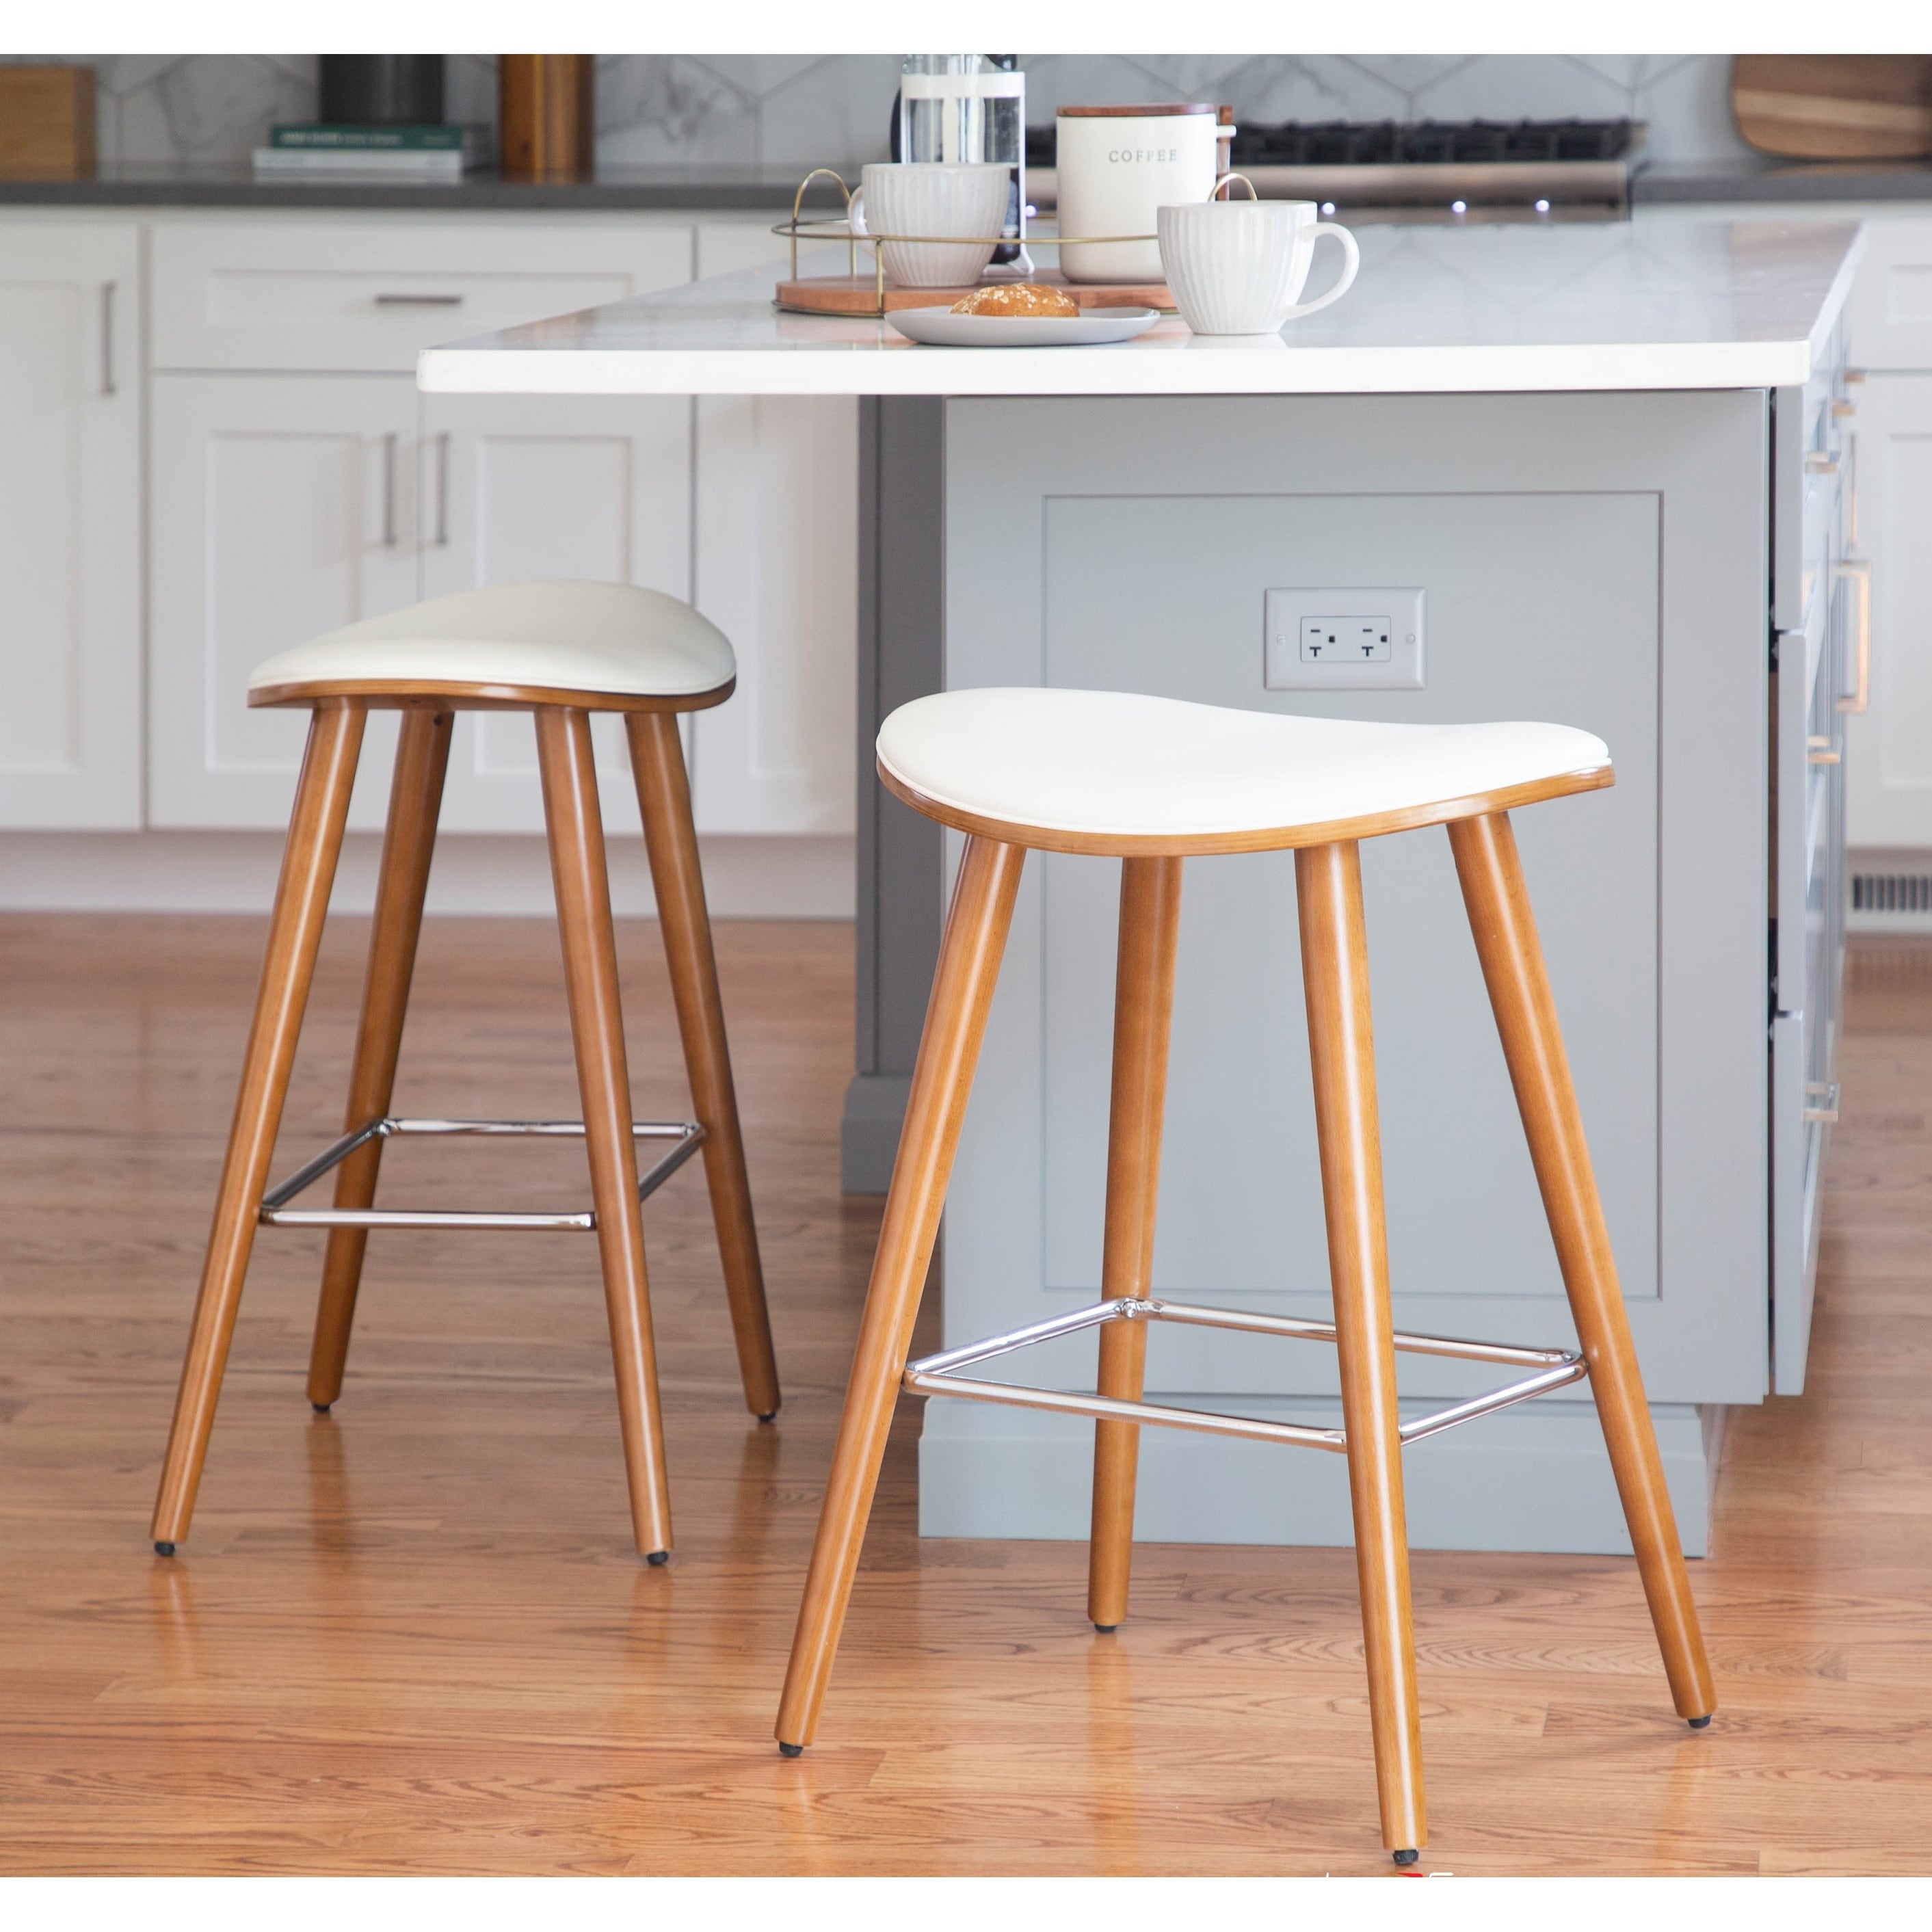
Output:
left=1024, top=118, right=1637, bottom=168
left=1232, top=118, right=1638, bottom=166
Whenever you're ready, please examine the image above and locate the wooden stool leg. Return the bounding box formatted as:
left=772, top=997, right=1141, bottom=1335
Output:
left=1087, top=854, right=1184, bottom=1632
left=151, top=702, right=367, bottom=1553
left=776, top=834, right=1027, bottom=1751
left=1297, top=838, right=1427, bottom=1859
left=1448, top=810, right=1717, bottom=1723
left=626, top=711, right=781, bottom=1420
left=538, top=706, right=673, bottom=1561
left=307, top=706, right=453, bottom=1410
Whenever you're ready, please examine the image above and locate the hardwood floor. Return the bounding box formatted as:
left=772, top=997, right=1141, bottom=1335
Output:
left=1, top=912, right=1929, bottom=1875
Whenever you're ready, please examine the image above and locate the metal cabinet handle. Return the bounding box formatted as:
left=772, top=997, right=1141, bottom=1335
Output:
left=435, top=432, right=451, bottom=547
left=1805, top=452, right=1838, bottom=475
left=100, top=281, right=116, bottom=396
left=382, top=432, right=398, bottom=548
left=375, top=292, right=465, bottom=306
left=1804, top=1081, right=1840, bottom=1126
left=1835, top=557, right=1871, bottom=714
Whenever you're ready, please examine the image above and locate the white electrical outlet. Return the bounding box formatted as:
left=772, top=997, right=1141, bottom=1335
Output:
left=1301, top=616, right=1392, bottom=664
left=1264, top=587, right=1425, bottom=691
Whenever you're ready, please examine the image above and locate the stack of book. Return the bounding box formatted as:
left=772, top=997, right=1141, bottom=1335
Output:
left=252, top=124, right=492, bottom=179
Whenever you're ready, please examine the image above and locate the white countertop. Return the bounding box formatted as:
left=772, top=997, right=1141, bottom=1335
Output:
left=419, top=217, right=1862, bottom=398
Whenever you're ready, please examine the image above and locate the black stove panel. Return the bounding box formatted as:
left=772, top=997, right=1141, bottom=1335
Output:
left=1024, top=118, right=1636, bottom=169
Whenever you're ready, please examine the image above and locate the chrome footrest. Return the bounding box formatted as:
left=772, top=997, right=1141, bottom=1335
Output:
left=257, top=1116, right=706, bottom=1230
left=902, top=1297, right=1587, bottom=1455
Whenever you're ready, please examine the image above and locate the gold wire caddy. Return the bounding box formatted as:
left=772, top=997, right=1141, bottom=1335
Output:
left=771, top=169, right=1176, bottom=317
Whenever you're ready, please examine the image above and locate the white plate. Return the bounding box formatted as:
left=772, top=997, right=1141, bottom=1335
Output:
left=886, top=306, right=1163, bottom=347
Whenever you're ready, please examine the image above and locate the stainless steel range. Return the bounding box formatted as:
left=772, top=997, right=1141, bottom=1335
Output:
left=1027, top=118, right=1639, bottom=224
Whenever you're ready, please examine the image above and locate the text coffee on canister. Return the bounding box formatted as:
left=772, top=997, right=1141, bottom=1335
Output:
left=1055, top=103, right=1227, bottom=283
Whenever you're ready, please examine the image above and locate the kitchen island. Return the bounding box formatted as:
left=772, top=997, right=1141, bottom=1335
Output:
left=422, top=217, right=1860, bottom=1553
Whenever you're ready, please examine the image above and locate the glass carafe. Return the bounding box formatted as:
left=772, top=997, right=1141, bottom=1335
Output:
left=897, top=55, right=1029, bottom=269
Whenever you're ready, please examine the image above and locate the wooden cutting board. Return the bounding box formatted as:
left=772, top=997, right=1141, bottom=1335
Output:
left=1732, top=55, right=1932, bottom=160
left=776, top=272, right=1174, bottom=317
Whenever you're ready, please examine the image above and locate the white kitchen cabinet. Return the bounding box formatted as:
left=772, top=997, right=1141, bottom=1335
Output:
left=145, top=215, right=706, bottom=837
left=0, top=222, right=143, bottom=828
left=1838, top=214, right=1932, bottom=856
left=415, top=389, right=694, bottom=832
left=1845, top=374, right=1932, bottom=849
left=1844, top=219, right=1932, bottom=374
left=147, top=373, right=416, bottom=829
left=3, top=205, right=854, bottom=856
left=689, top=222, right=856, bottom=836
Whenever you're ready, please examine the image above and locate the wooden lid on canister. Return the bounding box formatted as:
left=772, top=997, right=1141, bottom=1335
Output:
left=1057, top=103, right=1220, bottom=117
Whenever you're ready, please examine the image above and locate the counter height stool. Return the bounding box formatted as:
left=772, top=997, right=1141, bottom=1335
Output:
left=774, top=687, right=1715, bottom=1864
left=151, top=582, right=780, bottom=1565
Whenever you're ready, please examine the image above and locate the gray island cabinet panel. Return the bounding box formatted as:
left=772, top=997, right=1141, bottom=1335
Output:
left=923, top=390, right=1771, bottom=1554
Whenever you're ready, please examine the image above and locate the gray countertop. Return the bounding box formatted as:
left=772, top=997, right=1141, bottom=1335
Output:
left=5, top=156, right=1932, bottom=214
left=0, top=163, right=861, bottom=212
left=1633, top=158, right=1932, bottom=203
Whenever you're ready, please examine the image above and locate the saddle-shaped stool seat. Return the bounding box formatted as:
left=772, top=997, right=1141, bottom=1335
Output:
left=247, top=581, right=739, bottom=707
left=153, top=581, right=780, bottom=1570
left=877, top=686, right=1611, bottom=843
left=776, top=685, right=1714, bottom=1866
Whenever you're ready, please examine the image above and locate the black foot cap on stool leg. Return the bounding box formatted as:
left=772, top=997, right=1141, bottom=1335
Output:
left=1688, top=1714, right=1712, bottom=1728
left=312, top=1403, right=332, bottom=1414
left=778, top=1742, right=804, bottom=1758
left=756, top=1412, right=777, bottom=1424
left=153, top=1541, right=176, bottom=1557
left=646, top=1550, right=670, bottom=1566
left=1093, top=1624, right=1118, bottom=1634
left=1392, top=1849, right=1419, bottom=1868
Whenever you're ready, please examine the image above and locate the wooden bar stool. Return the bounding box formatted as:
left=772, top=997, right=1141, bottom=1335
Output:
left=774, top=687, right=1715, bottom=1864
left=151, top=581, right=780, bottom=1565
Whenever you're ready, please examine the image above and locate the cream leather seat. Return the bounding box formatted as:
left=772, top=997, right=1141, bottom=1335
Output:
left=248, top=581, right=737, bottom=706
left=877, top=687, right=1611, bottom=847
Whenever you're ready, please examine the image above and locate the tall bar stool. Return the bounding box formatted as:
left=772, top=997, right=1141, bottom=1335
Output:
left=151, top=581, right=780, bottom=1565
left=775, top=687, right=1715, bottom=1864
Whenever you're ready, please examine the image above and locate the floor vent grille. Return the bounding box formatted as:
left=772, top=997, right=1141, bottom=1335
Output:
left=1852, top=873, right=1932, bottom=915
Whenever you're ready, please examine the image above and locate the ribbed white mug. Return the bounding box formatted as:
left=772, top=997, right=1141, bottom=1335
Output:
left=854, top=163, right=1012, bottom=289
left=1157, top=191, right=1360, bottom=334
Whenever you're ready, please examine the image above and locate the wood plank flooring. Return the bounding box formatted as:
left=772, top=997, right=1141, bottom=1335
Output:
left=1, top=912, right=1929, bottom=1875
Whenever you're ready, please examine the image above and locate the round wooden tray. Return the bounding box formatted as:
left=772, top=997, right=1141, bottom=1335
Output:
left=776, top=270, right=1175, bottom=317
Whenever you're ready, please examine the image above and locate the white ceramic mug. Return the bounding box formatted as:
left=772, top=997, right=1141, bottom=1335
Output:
left=1056, top=105, right=1224, bottom=283
left=1157, top=191, right=1361, bottom=334
left=854, top=162, right=1011, bottom=289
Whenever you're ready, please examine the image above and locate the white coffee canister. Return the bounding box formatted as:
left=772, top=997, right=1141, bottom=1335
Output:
left=1056, top=104, right=1224, bottom=283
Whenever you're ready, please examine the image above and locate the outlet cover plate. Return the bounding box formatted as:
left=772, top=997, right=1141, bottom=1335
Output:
left=1263, top=586, right=1426, bottom=691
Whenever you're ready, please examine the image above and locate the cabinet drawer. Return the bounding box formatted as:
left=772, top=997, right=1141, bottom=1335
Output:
left=152, top=220, right=694, bottom=372
left=1777, top=382, right=1844, bottom=634
left=1798, top=462, right=1838, bottom=631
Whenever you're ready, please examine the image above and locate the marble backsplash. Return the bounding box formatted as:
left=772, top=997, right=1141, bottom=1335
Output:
left=12, top=53, right=1753, bottom=172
